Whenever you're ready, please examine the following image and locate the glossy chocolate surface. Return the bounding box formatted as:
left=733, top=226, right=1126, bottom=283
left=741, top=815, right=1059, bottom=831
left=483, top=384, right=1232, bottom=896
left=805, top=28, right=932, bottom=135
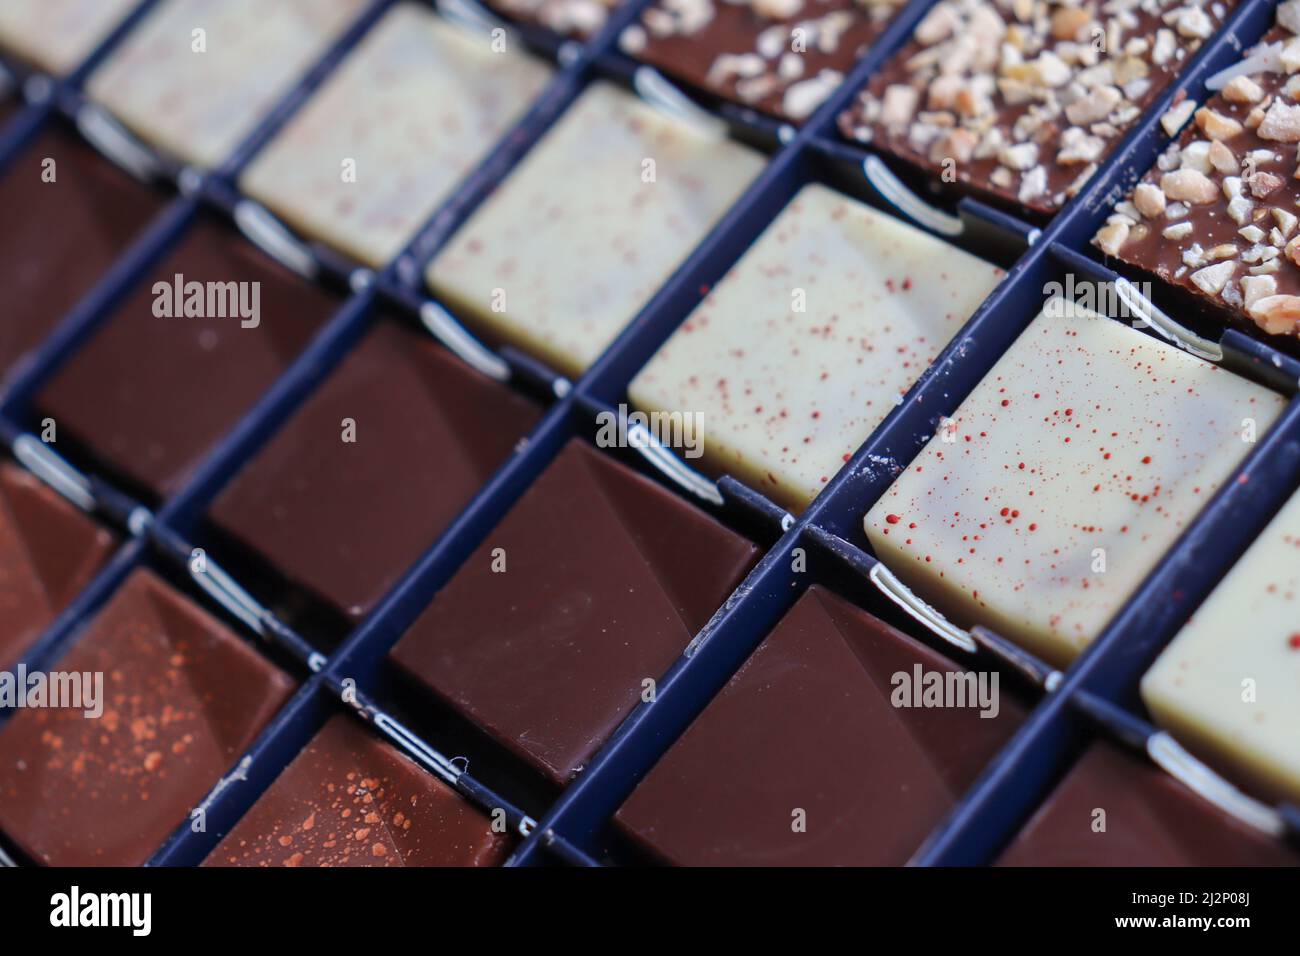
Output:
left=211, top=320, right=541, bottom=622
left=624, top=0, right=904, bottom=123
left=998, top=742, right=1300, bottom=866
left=838, top=0, right=1231, bottom=215
left=615, top=585, right=1023, bottom=865
left=0, top=464, right=115, bottom=668
left=35, top=217, right=335, bottom=498
left=0, top=569, right=295, bottom=866
left=205, top=715, right=510, bottom=867
left=391, top=440, right=758, bottom=785
left=0, top=126, right=166, bottom=381
left=1098, top=25, right=1300, bottom=341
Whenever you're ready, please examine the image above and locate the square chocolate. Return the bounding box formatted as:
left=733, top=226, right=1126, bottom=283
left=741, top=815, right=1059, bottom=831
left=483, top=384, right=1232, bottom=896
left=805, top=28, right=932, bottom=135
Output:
left=35, top=215, right=338, bottom=499
left=204, top=715, right=510, bottom=867
left=427, top=81, right=765, bottom=379
left=629, top=183, right=1004, bottom=513
left=1094, top=18, right=1300, bottom=343
left=0, top=568, right=296, bottom=866
left=0, top=0, right=138, bottom=75
left=623, top=0, right=907, bottom=123
left=839, top=0, right=1235, bottom=216
left=997, top=742, right=1300, bottom=866
left=390, top=440, right=759, bottom=785
left=86, top=0, right=370, bottom=169
left=0, top=463, right=115, bottom=669
left=209, top=320, right=542, bottom=623
left=865, top=295, right=1285, bottom=666
left=615, top=585, right=1023, bottom=865
left=0, top=126, right=167, bottom=381
left=239, top=3, right=551, bottom=269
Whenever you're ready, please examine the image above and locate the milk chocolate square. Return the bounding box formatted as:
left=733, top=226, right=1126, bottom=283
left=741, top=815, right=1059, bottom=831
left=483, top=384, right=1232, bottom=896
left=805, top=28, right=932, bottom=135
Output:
left=209, top=320, right=542, bottom=622
left=0, top=126, right=167, bottom=381
left=0, top=464, right=115, bottom=669
left=998, top=742, right=1300, bottom=866
left=205, top=715, right=510, bottom=867
left=0, top=569, right=296, bottom=866
left=615, top=586, right=1022, bottom=865
left=35, top=216, right=337, bottom=499
left=390, top=440, right=759, bottom=785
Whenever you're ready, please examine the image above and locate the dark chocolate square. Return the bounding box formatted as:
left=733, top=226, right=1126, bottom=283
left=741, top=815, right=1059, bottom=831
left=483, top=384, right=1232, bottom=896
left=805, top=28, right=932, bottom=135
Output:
left=838, top=0, right=1235, bottom=216
left=209, top=320, right=542, bottom=623
left=0, top=463, right=115, bottom=668
left=390, top=440, right=759, bottom=785
left=615, top=585, right=1023, bottom=865
left=997, top=742, right=1300, bottom=866
left=0, top=568, right=296, bottom=866
left=623, top=0, right=905, bottom=123
left=0, top=126, right=167, bottom=381
left=1095, top=25, right=1300, bottom=343
left=204, top=714, right=510, bottom=867
left=35, top=215, right=337, bottom=498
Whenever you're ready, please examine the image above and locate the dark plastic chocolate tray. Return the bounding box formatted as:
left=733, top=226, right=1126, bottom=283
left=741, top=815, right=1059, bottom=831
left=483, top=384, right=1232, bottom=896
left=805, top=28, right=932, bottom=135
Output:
left=0, top=0, right=1298, bottom=867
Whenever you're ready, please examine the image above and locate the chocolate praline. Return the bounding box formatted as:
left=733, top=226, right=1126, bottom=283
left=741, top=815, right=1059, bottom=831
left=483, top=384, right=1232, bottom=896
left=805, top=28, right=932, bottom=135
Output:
left=0, top=463, right=115, bottom=669
left=997, top=742, right=1300, bottom=866
left=390, top=440, right=759, bottom=785
left=35, top=215, right=338, bottom=499
left=209, top=319, right=542, bottom=623
left=0, top=569, right=296, bottom=866
left=0, top=125, right=167, bottom=382
left=615, top=585, right=1023, bottom=865
left=205, top=714, right=511, bottom=867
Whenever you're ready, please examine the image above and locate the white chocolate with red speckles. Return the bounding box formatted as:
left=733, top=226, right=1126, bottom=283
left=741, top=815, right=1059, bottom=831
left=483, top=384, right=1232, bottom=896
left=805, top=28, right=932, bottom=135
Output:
left=865, top=296, right=1286, bottom=667
left=427, top=81, right=765, bottom=379
left=86, top=0, right=368, bottom=168
left=629, top=183, right=1003, bottom=513
left=240, top=4, right=551, bottom=269
left=1141, top=489, right=1300, bottom=805
left=0, top=0, right=136, bottom=74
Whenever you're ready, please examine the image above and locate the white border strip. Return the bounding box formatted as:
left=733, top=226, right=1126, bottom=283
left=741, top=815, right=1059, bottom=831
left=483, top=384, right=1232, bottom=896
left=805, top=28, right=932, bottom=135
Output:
left=75, top=102, right=163, bottom=184
left=1114, top=277, right=1223, bottom=362
left=633, top=66, right=728, bottom=135
left=1147, top=731, right=1285, bottom=838
left=863, top=155, right=964, bottom=237
left=419, top=301, right=511, bottom=382
left=190, top=554, right=269, bottom=637
left=1205, top=40, right=1284, bottom=91
left=373, top=711, right=466, bottom=786
left=868, top=562, right=976, bottom=653
left=625, top=420, right=724, bottom=506
left=233, top=200, right=318, bottom=281
left=12, top=435, right=95, bottom=512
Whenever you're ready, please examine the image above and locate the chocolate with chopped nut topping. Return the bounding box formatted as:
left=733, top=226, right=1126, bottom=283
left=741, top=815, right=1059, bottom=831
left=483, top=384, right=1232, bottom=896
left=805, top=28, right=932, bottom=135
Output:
left=485, top=0, right=623, bottom=38
left=838, top=0, right=1234, bottom=216
left=1094, top=16, right=1300, bottom=342
left=623, top=0, right=906, bottom=124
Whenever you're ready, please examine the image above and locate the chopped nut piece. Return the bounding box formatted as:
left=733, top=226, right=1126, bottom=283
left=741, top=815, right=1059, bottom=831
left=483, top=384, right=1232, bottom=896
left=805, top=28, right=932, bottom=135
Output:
left=1223, top=75, right=1265, bottom=104
left=1095, top=220, right=1130, bottom=255
left=1133, top=182, right=1167, bottom=218
left=1162, top=99, right=1198, bottom=136
left=1160, top=168, right=1220, bottom=204
left=1258, top=99, right=1300, bottom=142
left=1246, top=294, right=1300, bottom=334
left=1196, top=107, right=1244, bottom=141
left=1190, top=260, right=1236, bottom=296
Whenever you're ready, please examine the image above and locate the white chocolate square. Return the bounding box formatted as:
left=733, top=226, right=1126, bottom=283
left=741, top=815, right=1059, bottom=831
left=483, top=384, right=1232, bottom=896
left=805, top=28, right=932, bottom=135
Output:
left=426, top=81, right=766, bottom=379
left=239, top=4, right=552, bottom=269
left=87, top=0, right=369, bottom=168
left=1141, top=490, right=1300, bottom=804
left=629, top=184, right=1004, bottom=513
left=865, top=296, right=1286, bottom=666
left=0, top=0, right=137, bottom=74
